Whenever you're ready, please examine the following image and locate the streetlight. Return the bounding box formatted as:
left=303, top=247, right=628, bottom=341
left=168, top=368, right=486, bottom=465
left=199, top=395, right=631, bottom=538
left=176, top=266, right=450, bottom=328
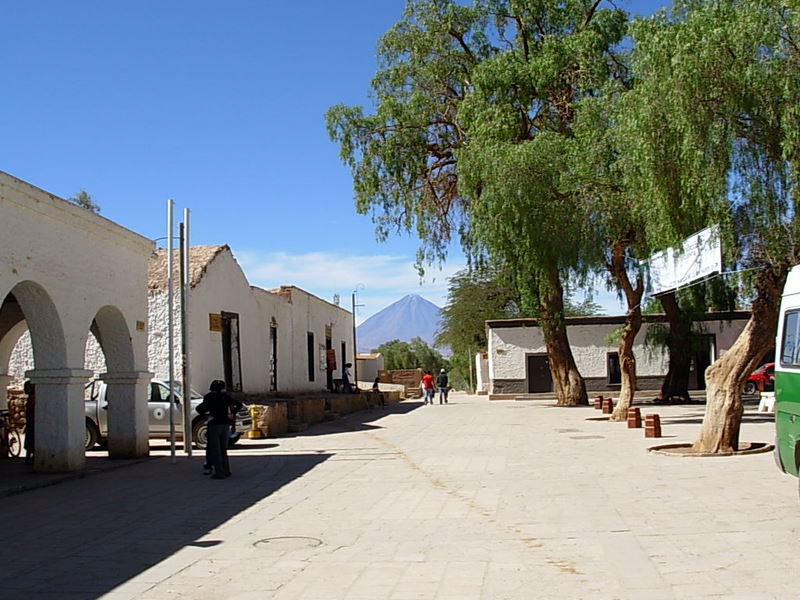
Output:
left=352, top=284, right=364, bottom=387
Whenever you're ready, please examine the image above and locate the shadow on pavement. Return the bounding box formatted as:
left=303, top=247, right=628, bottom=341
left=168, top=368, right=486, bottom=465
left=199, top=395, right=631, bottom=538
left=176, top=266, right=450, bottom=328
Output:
left=0, top=451, right=330, bottom=599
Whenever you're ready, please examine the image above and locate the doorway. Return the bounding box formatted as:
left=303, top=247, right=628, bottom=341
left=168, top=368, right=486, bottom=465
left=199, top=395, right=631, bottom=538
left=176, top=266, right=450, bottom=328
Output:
left=269, top=321, right=277, bottom=392
left=691, top=334, right=715, bottom=390
left=221, top=311, right=242, bottom=392
left=526, top=354, right=552, bottom=393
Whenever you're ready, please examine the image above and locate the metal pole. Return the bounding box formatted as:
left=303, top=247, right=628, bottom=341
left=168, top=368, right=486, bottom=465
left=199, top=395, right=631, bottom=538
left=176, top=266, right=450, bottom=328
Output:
left=351, top=292, right=358, bottom=386
left=179, top=222, right=191, bottom=456
left=183, top=209, right=192, bottom=454
left=166, top=199, right=176, bottom=463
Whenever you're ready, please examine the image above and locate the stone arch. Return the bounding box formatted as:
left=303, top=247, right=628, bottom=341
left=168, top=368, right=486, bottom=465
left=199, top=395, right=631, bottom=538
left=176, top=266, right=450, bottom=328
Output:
left=90, top=305, right=135, bottom=374
left=3, top=281, right=67, bottom=371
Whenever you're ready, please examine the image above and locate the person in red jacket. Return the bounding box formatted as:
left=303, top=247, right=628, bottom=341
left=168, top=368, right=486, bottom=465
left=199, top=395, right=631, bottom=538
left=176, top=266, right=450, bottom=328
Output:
left=421, top=371, right=435, bottom=405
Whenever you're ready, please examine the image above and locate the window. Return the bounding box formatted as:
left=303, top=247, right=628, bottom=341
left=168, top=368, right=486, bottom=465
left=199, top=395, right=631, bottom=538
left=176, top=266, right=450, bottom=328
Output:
left=607, top=352, right=621, bottom=385
left=307, top=332, right=315, bottom=381
left=780, top=310, right=800, bottom=366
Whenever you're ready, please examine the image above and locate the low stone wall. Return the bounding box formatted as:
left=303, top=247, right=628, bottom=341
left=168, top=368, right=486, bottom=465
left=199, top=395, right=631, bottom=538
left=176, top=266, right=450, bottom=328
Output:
left=250, top=402, right=288, bottom=437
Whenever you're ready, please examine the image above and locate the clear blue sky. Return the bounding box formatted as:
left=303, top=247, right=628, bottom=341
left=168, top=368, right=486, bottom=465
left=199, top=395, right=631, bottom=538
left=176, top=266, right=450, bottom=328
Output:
left=1, top=0, right=668, bottom=322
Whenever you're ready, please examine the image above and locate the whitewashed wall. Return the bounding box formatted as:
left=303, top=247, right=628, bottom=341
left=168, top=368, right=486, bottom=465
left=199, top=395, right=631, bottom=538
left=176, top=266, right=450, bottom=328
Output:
left=147, top=249, right=354, bottom=396
left=488, top=317, right=749, bottom=383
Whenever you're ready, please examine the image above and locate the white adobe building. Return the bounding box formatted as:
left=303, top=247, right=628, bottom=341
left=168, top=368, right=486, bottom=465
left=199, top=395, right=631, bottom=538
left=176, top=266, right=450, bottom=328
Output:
left=0, top=171, right=153, bottom=472
left=147, top=246, right=354, bottom=395
left=486, top=312, right=751, bottom=397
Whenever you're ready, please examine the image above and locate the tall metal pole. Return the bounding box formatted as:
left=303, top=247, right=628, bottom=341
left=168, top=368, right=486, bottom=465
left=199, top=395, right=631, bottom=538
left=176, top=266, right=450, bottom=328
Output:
left=182, top=209, right=192, bottom=454
left=179, top=222, right=191, bottom=456
left=166, top=199, right=176, bottom=463
left=351, top=292, right=358, bottom=386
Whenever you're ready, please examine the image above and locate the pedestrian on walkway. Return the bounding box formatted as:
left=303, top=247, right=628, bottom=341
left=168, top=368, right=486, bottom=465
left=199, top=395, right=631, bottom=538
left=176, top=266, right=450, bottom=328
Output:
left=372, top=377, right=385, bottom=408
left=196, top=380, right=240, bottom=479
left=436, top=369, right=449, bottom=404
left=23, top=380, right=35, bottom=465
left=421, top=371, right=435, bottom=405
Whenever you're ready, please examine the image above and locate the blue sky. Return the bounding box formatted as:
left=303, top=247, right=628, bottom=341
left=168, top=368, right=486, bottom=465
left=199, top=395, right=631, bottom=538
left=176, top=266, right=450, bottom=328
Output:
left=1, top=0, right=668, bottom=322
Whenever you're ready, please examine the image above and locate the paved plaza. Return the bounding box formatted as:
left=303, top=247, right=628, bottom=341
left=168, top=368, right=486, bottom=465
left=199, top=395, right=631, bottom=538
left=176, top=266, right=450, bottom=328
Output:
left=0, top=393, right=797, bottom=599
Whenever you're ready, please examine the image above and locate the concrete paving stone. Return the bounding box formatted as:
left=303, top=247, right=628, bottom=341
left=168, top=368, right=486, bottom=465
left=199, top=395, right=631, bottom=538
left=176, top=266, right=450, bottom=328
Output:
left=3, top=393, right=799, bottom=599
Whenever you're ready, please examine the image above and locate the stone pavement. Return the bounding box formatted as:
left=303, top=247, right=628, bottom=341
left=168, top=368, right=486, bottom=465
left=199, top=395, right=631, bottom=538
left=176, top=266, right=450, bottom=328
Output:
left=0, top=393, right=797, bottom=600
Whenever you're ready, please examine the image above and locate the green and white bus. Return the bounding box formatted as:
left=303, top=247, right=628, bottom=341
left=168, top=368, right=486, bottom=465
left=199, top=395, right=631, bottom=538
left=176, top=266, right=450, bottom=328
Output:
left=775, top=265, right=800, bottom=489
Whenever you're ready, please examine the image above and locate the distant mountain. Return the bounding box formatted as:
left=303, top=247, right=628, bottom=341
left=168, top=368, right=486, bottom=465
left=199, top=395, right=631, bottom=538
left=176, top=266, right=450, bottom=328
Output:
left=356, top=294, right=443, bottom=353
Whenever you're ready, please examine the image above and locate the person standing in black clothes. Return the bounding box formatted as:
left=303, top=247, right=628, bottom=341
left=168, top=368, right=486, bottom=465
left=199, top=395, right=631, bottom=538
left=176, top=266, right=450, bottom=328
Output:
left=197, top=380, right=241, bottom=479
left=436, top=369, right=449, bottom=404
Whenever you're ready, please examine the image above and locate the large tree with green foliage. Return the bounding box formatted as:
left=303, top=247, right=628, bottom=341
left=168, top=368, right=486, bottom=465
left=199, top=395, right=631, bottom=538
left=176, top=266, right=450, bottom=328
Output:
left=435, top=264, right=520, bottom=389
left=629, top=0, right=800, bottom=452
left=328, top=0, right=629, bottom=406
left=373, top=337, right=448, bottom=374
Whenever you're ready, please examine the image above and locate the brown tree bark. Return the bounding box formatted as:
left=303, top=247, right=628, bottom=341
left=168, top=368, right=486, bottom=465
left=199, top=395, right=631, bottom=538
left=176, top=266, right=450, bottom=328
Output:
left=539, top=266, right=588, bottom=406
left=693, top=267, right=786, bottom=453
left=608, top=241, right=644, bottom=421
left=658, top=291, right=692, bottom=403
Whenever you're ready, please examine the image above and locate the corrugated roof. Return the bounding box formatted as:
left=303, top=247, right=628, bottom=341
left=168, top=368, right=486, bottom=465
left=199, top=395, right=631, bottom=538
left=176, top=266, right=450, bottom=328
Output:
left=148, top=245, right=228, bottom=290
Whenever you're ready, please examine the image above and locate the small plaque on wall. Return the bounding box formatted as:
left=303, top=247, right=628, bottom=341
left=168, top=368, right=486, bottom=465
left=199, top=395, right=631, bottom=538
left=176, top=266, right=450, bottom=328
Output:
left=209, top=313, right=222, bottom=332
left=135, top=320, right=146, bottom=331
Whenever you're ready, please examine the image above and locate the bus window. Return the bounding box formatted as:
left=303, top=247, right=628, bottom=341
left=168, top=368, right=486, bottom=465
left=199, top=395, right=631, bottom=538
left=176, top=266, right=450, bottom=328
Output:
left=780, top=310, right=800, bottom=366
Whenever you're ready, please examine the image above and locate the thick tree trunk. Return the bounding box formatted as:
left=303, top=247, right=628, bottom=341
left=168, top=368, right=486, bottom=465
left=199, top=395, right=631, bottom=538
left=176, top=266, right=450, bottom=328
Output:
left=539, top=267, right=587, bottom=406
left=693, top=268, right=786, bottom=453
left=608, top=241, right=644, bottom=422
left=658, top=292, right=692, bottom=403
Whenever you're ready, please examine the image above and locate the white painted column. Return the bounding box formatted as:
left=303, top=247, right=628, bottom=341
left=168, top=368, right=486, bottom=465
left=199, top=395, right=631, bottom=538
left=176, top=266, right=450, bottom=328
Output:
left=101, top=370, right=152, bottom=459
left=25, top=368, right=93, bottom=472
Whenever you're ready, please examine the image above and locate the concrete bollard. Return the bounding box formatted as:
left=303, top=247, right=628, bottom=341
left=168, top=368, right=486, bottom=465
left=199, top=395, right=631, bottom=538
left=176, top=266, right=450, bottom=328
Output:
left=601, top=397, right=614, bottom=414
left=627, top=406, right=642, bottom=428
left=594, top=395, right=603, bottom=410
left=644, top=413, right=662, bottom=438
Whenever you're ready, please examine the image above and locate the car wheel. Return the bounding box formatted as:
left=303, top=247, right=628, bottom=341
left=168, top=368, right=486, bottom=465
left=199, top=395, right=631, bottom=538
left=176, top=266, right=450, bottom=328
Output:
left=192, top=420, right=208, bottom=450
left=744, top=382, right=757, bottom=395
left=85, top=419, right=100, bottom=450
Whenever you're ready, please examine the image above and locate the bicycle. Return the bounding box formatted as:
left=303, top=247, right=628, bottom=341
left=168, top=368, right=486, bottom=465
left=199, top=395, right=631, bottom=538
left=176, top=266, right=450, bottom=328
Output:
left=0, top=409, right=22, bottom=458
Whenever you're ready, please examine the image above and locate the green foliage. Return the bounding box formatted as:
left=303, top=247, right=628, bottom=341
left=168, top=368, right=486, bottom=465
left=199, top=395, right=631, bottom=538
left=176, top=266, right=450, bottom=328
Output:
left=373, top=337, right=447, bottom=373
left=68, top=189, right=100, bottom=214
left=434, top=264, right=520, bottom=389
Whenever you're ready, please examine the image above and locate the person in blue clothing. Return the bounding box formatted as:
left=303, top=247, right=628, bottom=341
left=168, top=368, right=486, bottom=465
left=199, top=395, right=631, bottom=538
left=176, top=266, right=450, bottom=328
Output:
left=196, top=380, right=241, bottom=479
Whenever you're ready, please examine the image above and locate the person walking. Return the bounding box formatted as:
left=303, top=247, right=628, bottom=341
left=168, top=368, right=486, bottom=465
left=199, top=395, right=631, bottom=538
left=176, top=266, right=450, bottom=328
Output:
left=421, top=371, right=435, bottom=405
left=196, top=380, right=240, bottom=479
left=436, top=369, right=449, bottom=404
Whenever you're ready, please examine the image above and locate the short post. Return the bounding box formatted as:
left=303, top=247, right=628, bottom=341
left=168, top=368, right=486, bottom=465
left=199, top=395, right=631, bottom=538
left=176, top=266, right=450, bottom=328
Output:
left=627, top=406, right=642, bottom=428
left=246, top=405, right=264, bottom=439
left=644, top=413, right=662, bottom=438
left=594, top=395, right=603, bottom=410
left=601, top=397, right=614, bottom=414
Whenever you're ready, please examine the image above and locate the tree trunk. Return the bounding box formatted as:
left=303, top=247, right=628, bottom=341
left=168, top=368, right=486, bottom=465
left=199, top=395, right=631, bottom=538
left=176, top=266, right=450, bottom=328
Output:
left=608, top=241, right=644, bottom=421
left=693, top=267, right=786, bottom=453
left=658, top=291, right=692, bottom=403
left=539, top=266, right=588, bottom=406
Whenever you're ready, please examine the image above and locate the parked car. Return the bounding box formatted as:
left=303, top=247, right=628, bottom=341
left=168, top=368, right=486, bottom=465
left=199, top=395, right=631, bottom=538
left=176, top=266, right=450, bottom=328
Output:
left=745, top=362, right=775, bottom=395
left=84, top=378, right=251, bottom=450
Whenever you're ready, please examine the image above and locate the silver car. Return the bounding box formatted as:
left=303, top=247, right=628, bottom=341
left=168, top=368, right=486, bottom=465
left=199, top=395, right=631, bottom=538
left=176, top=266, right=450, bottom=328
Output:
left=84, top=378, right=251, bottom=450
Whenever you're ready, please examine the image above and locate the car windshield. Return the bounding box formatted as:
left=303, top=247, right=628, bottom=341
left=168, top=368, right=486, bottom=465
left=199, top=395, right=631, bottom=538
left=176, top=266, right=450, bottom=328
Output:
left=165, top=382, right=203, bottom=400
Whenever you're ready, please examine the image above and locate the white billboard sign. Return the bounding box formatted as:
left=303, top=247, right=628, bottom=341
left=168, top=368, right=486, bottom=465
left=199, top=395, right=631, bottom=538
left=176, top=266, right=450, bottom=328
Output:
left=645, top=225, right=722, bottom=295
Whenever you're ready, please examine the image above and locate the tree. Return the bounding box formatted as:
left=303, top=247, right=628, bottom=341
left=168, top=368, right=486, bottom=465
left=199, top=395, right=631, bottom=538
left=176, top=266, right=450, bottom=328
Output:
left=629, top=0, right=800, bottom=452
left=373, top=337, right=447, bottom=373
left=68, top=189, right=100, bottom=213
left=328, top=0, right=628, bottom=406
left=435, top=264, right=520, bottom=389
